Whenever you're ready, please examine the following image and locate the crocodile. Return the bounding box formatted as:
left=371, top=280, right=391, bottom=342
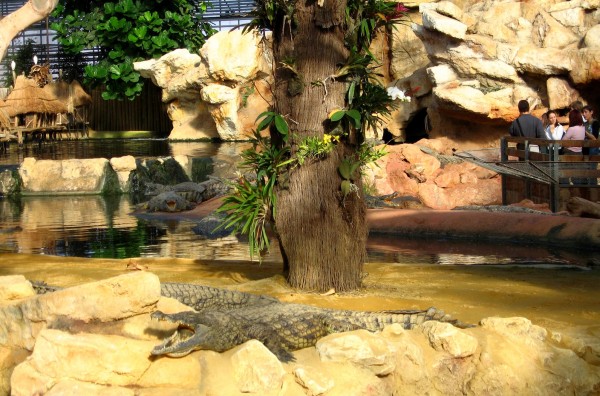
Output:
left=31, top=280, right=470, bottom=362
left=151, top=304, right=470, bottom=361
left=31, top=280, right=279, bottom=312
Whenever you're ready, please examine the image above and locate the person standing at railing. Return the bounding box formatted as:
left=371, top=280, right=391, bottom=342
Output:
left=583, top=105, right=599, bottom=185
left=562, top=109, right=586, bottom=185
left=563, top=109, right=585, bottom=154
left=545, top=110, right=565, bottom=140
left=543, top=110, right=565, bottom=154
left=583, top=105, right=599, bottom=154
left=509, top=100, right=545, bottom=152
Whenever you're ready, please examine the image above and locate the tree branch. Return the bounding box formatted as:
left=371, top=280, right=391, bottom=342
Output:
left=0, top=0, right=59, bottom=63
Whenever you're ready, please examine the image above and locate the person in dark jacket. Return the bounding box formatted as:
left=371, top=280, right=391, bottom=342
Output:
left=509, top=100, right=545, bottom=152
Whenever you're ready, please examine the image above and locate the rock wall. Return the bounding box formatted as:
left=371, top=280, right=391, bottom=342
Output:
left=135, top=0, right=600, bottom=150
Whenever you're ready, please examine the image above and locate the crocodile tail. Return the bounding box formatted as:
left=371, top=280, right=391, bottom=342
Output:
left=330, top=307, right=474, bottom=331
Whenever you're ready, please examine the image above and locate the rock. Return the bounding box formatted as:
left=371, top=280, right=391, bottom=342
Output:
left=2, top=274, right=600, bottom=394
left=584, top=24, right=600, bottom=48
left=316, top=330, right=397, bottom=376
left=0, top=273, right=161, bottom=394
left=134, top=30, right=272, bottom=141
left=419, top=321, right=478, bottom=358
left=0, top=276, right=34, bottom=302
left=192, top=211, right=234, bottom=239
left=109, top=155, right=137, bottom=193
left=18, top=158, right=121, bottom=195
left=364, top=139, right=502, bottom=209
left=547, top=77, right=581, bottom=110
left=231, top=340, right=286, bottom=393
left=422, top=9, right=467, bottom=40
left=0, top=169, right=19, bottom=196
left=10, top=329, right=202, bottom=395
left=293, top=366, right=334, bottom=396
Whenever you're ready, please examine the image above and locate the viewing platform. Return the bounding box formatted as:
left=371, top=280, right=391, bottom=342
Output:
left=459, top=137, right=600, bottom=212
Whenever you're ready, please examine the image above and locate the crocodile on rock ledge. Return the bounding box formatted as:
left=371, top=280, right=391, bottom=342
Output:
left=31, top=280, right=471, bottom=362
left=150, top=303, right=472, bottom=361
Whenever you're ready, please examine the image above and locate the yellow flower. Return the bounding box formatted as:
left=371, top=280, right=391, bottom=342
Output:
left=323, top=134, right=332, bottom=144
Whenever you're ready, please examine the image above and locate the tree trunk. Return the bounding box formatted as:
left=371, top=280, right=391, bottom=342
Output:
left=0, top=0, right=59, bottom=63
left=272, top=1, right=367, bottom=292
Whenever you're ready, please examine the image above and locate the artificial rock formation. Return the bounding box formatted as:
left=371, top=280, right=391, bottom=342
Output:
left=134, top=30, right=272, bottom=140
left=364, top=138, right=501, bottom=209
left=1, top=273, right=600, bottom=395
left=135, top=0, right=600, bottom=150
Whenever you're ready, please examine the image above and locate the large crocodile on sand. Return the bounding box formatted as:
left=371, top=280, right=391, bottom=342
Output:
left=32, top=281, right=471, bottom=362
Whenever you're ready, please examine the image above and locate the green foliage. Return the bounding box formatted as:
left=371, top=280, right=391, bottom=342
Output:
left=357, top=141, right=387, bottom=166
left=295, top=134, right=339, bottom=165
left=256, top=111, right=290, bottom=143
left=217, top=130, right=291, bottom=260
left=243, top=0, right=297, bottom=34
left=240, top=84, right=255, bottom=108
left=351, top=82, right=398, bottom=135
left=51, top=0, right=216, bottom=100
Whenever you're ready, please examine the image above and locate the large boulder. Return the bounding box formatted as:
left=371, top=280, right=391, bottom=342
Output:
left=18, top=158, right=121, bottom=195
left=364, top=138, right=501, bottom=210
left=134, top=30, right=272, bottom=141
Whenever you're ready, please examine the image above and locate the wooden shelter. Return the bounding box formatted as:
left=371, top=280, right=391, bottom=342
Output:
left=1, top=75, right=68, bottom=130
left=0, top=75, right=93, bottom=144
left=43, top=79, right=92, bottom=133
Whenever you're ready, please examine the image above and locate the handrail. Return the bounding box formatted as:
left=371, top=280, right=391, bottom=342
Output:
left=503, top=136, right=600, bottom=148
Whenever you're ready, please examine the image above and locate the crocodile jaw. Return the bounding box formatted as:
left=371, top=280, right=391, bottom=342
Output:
left=151, top=311, right=208, bottom=358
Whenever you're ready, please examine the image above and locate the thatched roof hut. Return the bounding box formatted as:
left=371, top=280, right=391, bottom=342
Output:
left=0, top=75, right=68, bottom=117
left=43, top=79, right=92, bottom=113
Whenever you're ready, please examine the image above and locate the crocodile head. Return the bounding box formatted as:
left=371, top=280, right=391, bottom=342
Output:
left=150, top=310, right=210, bottom=358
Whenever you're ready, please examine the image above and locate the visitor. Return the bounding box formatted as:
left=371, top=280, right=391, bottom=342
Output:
left=562, top=109, right=586, bottom=185
left=583, top=105, right=599, bottom=154
left=509, top=100, right=545, bottom=154
left=544, top=110, right=564, bottom=154
left=563, top=109, right=585, bottom=154
left=583, top=105, right=599, bottom=185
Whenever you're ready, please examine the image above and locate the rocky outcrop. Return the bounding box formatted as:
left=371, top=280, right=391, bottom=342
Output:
left=392, top=0, right=600, bottom=148
left=2, top=274, right=600, bottom=395
left=134, top=1, right=599, bottom=149
left=134, top=30, right=272, bottom=140
left=18, top=158, right=121, bottom=195
left=364, top=138, right=501, bottom=210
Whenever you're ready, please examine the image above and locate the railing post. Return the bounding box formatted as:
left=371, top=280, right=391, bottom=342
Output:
left=501, top=137, right=507, bottom=205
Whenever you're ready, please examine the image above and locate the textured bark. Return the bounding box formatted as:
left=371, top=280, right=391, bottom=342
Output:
left=272, top=1, right=368, bottom=292
left=0, top=0, right=59, bottom=63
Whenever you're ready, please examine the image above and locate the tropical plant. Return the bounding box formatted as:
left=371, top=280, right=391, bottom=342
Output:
left=221, top=0, right=410, bottom=291
left=51, top=0, right=216, bottom=100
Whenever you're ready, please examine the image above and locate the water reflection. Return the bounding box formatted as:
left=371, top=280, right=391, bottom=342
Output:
left=0, top=138, right=222, bottom=167
left=0, top=194, right=597, bottom=268
left=0, top=195, right=281, bottom=262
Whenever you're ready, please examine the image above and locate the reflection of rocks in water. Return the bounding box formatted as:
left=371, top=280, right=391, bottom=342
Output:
left=12, top=195, right=138, bottom=255
left=151, top=221, right=262, bottom=261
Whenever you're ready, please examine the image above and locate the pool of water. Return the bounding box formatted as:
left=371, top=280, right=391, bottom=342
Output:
left=0, top=194, right=597, bottom=268
left=1, top=138, right=598, bottom=268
